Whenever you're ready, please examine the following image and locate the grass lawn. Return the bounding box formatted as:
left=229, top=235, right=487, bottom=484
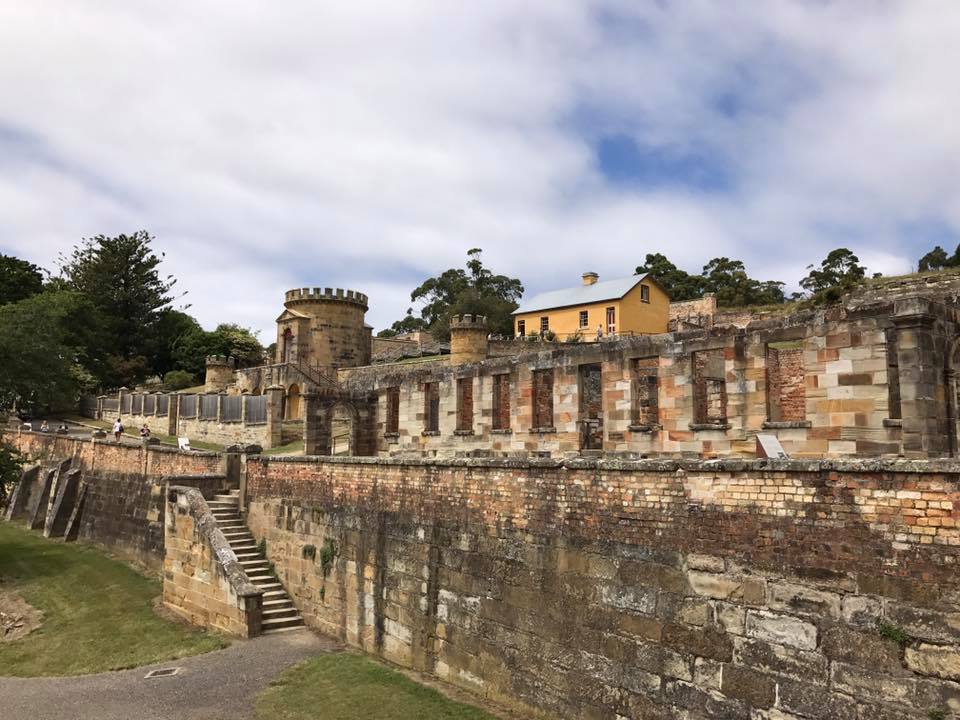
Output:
left=58, top=415, right=225, bottom=452
left=255, top=653, right=497, bottom=720
left=263, top=439, right=305, bottom=456
left=0, top=523, right=227, bottom=676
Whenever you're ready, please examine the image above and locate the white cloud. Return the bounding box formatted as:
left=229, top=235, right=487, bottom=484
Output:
left=0, top=1, right=957, bottom=337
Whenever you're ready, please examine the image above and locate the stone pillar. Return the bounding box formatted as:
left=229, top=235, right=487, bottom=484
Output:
left=302, top=391, right=329, bottom=455
left=96, top=395, right=106, bottom=420
left=118, top=387, right=129, bottom=416
left=264, top=385, right=285, bottom=448
left=893, top=298, right=944, bottom=457
left=449, top=314, right=489, bottom=364
left=167, top=393, right=179, bottom=437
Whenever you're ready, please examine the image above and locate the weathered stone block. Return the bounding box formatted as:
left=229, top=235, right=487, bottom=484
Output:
left=733, top=637, right=828, bottom=683
left=767, top=581, right=841, bottom=619
left=720, top=664, right=776, bottom=709
left=905, top=643, right=960, bottom=681
left=777, top=678, right=857, bottom=719
left=820, top=626, right=901, bottom=671
left=745, top=610, right=818, bottom=651
left=662, top=623, right=733, bottom=662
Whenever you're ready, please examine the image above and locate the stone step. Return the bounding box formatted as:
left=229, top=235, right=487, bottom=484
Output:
left=239, top=560, right=268, bottom=570
left=261, top=616, right=304, bottom=632
left=263, top=606, right=299, bottom=619
left=235, top=552, right=261, bottom=560
left=263, top=597, right=294, bottom=607
left=262, top=589, right=287, bottom=598
left=248, top=574, right=275, bottom=583
left=261, top=624, right=306, bottom=636
left=209, top=500, right=237, bottom=507
left=230, top=544, right=258, bottom=553
left=255, top=582, right=283, bottom=591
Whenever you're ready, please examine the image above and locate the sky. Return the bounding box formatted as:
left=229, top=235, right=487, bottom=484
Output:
left=2, top=1, right=959, bottom=339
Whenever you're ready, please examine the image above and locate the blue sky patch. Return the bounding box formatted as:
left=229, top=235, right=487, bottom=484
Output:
left=594, top=133, right=732, bottom=192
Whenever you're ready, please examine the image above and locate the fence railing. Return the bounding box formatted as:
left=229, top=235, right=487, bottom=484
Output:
left=112, top=391, right=273, bottom=429
left=200, top=395, right=219, bottom=420
left=221, top=395, right=242, bottom=422
left=180, top=394, right=197, bottom=418
left=245, top=395, right=267, bottom=424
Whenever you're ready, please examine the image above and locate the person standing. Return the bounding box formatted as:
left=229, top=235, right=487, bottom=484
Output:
left=113, top=418, right=124, bottom=442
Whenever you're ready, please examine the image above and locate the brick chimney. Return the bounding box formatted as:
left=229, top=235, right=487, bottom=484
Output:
left=582, top=272, right=599, bottom=286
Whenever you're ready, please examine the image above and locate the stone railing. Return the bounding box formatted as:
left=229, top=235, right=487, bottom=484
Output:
left=163, top=485, right=263, bottom=637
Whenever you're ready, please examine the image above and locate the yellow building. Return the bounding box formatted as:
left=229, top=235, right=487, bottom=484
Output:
left=512, top=272, right=669, bottom=340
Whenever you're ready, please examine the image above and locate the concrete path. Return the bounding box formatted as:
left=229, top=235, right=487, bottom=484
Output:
left=0, top=629, right=338, bottom=720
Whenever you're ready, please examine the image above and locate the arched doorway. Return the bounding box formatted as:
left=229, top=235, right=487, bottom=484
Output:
left=286, top=383, right=302, bottom=420
left=330, top=403, right=355, bottom=456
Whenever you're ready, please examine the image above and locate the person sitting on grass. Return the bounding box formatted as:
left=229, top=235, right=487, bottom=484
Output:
left=113, top=418, right=124, bottom=441
left=139, top=424, right=151, bottom=439
left=39, top=420, right=50, bottom=433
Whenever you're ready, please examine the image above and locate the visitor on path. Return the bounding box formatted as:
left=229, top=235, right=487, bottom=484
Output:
left=39, top=420, right=50, bottom=432
left=58, top=422, right=68, bottom=432
left=113, top=418, right=123, bottom=441
left=596, top=324, right=603, bottom=340
left=139, top=424, right=150, bottom=438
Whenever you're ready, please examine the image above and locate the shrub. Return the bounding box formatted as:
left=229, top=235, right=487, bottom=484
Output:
left=162, top=370, right=196, bottom=391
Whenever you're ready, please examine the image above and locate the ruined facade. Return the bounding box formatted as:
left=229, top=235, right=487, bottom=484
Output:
left=200, top=274, right=960, bottom=460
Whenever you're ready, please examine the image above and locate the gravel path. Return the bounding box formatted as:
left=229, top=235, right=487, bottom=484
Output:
left=0, top=628, right=337, bottom=720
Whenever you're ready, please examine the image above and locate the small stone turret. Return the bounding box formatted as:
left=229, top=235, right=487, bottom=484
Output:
left=204, top=355, right=236, bottom=393
left=449, top=314, right=489, bottom=365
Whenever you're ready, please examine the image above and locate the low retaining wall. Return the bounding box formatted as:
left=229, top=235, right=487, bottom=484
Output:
left=3, top=431, right=230, bottom=571
left=244, top=454, right=960, bottom=719
left=164, top=486, right=263, bottom=637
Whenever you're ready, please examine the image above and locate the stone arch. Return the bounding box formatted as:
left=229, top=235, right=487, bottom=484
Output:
left=286, top=383, right=302, bottom=420
left=329, top=402, right=358, bottom=457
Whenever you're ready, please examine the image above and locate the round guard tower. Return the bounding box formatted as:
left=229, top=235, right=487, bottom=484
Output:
left=276, top=288, right=372, bottom=371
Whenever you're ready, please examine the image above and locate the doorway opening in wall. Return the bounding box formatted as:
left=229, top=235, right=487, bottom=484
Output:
left=605, top=307, right=616, bottom=335
left=579, top=363, right=603, bottom=450
left=331, top=403, right=355, bottom=456
left=947, top=340, right=960, bottom=457
left=630, top=357, right=659, bottom=428
left=765, top=341, right=806, bottom=423
left=423, top=382, right=440, bottom=433
left=285, top=383, right=302, bottom=420
left=282, top=328, right=294, bottom=364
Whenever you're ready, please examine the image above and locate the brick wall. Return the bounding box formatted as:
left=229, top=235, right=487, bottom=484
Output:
left=245, top=454, right=960, bottom=719
left=766, top=345, right=806, bottom=422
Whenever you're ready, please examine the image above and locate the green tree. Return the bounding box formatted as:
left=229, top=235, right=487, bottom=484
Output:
left=395, top=249, right=523, bottom=339
left=918, top=245, right=950, bottom=272
left=701, top=257, right=786, bottom=307
left=0, top=290, right=97, bottom=412
left=0, top=254, right=44, bottom=306
left=58, top=231, right=176, bottom=387
left=173, top=323, right=264, bottom=378
left=147, top=309, right=203, bottom=379
left=378, top=308, right=429, bottom=337
left=0, top=441, right=24, bottom=510
left=800, top=248, right=867, bottom=302
left=634, top=253, right=704, bottom=301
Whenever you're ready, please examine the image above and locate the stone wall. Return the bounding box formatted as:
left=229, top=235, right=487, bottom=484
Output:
left=4, top=431, right=227, bottom=570
left=164, top=486, right=262, bottom=636
left=245, top=454, right=960, bottom=719
left=337, top=301, right=919, bottom=459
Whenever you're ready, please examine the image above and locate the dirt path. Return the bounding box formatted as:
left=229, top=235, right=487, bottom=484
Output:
left=0, top=628, right=336, bottom=720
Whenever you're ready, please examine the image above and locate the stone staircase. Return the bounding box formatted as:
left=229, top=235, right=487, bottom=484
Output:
left=208, top=490, right=304, bottom=634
